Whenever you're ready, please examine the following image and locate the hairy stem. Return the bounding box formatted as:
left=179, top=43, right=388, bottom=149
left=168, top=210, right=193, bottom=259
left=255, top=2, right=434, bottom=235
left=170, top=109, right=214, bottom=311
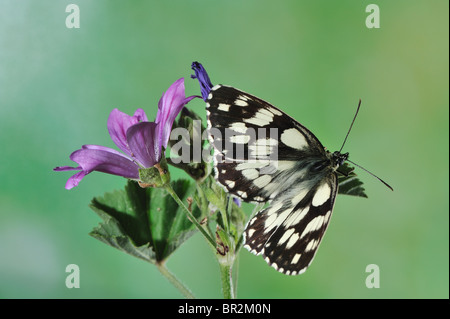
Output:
left=164, top=183, right=216, bottom=248
left=219, top=263, right=235, bottom=299
left=157, top=262, right=195, bottom=299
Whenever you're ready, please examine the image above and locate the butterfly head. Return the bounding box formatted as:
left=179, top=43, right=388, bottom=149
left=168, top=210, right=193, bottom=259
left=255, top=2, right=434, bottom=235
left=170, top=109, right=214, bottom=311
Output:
left=332, top=151, right=349, bottom=168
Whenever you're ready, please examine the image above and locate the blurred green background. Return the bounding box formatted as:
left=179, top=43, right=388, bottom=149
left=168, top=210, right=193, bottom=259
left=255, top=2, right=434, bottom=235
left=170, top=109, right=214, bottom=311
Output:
left=0, top=0, right=448, bottom=299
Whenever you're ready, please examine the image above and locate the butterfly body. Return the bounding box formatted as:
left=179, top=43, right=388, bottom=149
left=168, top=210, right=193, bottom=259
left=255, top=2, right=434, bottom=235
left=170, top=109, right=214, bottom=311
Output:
left=205, top=84, right=351, bottom=275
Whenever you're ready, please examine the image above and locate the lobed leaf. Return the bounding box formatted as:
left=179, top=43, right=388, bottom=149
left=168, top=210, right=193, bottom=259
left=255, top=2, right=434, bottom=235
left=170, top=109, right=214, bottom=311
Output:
left=89, top=179, right=202, bottom=263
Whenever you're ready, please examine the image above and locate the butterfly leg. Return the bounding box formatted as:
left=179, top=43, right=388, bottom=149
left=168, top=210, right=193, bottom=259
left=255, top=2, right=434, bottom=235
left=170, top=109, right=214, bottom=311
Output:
left=337, top=165, right=355, bottom=177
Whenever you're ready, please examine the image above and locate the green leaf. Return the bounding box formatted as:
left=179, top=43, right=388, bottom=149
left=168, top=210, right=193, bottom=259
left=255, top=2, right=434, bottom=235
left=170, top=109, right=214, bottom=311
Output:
left=89, top=209, right=156, bottom=263
left=90, top=182, right=151, bottom=246
left=149, top=179, right=202, bottom=261
left=198, top=175, right=230, bottom=230
left=89, top=179, right=202, bottom=263
left=338, top=163, right=368, bottom=198
left=199, top=175, right=228, bottom=213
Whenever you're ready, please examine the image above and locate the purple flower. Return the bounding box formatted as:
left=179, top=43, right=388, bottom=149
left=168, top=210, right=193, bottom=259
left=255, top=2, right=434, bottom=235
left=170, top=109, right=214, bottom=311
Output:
left=191, top=62, right=213, bottom=101
left=55, top=78, right=196, bottom=189
left=233, top=197, right=241, bottom=207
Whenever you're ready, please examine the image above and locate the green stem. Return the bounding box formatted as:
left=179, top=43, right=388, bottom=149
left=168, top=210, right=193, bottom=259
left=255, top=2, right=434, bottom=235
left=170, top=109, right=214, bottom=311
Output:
left=164, top=183, right=216, bottom=248
left=219, top=263, right=235, bottom=299
left=233, top=255, right=239, bottom=298
left=195, top=184, right=216, bottom=242
left=222, top=195, right=233, bottom=233
left=157, top=262, right=195, bottom=299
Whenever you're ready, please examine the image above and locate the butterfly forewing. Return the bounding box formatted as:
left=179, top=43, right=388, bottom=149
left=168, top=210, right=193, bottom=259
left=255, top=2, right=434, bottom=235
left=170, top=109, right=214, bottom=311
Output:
left=206, top=85, right=327, bottom=202
left=206, top=85, right=326, bottom=160
left=206, top=84, right=338, bottom=275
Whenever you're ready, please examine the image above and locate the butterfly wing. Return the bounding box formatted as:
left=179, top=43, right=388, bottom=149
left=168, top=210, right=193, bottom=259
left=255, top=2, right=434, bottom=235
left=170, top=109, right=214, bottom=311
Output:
left=244, top=174, right=338, bottom=275
left=206, top=85, right=328, bottom=202
left=206, top=84, right=338, bottom=275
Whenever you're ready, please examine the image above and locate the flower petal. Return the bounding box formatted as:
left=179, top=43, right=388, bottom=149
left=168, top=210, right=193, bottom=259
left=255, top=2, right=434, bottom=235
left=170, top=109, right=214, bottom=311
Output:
left=70, top=146, right=139, bottom=177
left=81, top=144, right=134, bottom=157
left=107, top=108, right=148, bottom=156
left=126, top=122, right=160, bottom=168
left=132, top=108, right=148, bottom=122
left=64, top=170, right=89, bottom=190
left=54, top=165, right=80, bottom=171
left=191, top=62, right=213, bottom=101
left=155, top=78, right=197, bottom=149
left=54, top=146, right=139, bottom=189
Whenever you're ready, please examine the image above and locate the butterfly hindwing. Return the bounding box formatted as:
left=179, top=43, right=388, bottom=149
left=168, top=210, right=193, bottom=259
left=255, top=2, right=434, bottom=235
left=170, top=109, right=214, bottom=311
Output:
left=244, top=174, right=338, bottom=275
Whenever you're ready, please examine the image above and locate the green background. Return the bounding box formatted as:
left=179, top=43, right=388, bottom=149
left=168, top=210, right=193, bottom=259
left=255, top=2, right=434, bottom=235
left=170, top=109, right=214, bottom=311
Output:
left=0, top=0, right=448, bottom=299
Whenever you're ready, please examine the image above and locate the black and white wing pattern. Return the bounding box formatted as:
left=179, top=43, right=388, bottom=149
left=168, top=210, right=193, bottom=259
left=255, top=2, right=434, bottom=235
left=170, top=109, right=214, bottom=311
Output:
left=206, top=85, right=345, bottom=275
left=244, top=176, right=337, bottom=275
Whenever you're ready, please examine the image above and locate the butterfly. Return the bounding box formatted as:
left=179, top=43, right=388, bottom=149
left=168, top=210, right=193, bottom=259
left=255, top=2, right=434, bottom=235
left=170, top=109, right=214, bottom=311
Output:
left=205, top=84, right=392, bottom=275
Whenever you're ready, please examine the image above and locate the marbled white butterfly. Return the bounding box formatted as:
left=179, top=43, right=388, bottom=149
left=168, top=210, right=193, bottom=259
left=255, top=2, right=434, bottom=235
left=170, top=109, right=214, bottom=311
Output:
left=194, top=63, right=392, bottom=275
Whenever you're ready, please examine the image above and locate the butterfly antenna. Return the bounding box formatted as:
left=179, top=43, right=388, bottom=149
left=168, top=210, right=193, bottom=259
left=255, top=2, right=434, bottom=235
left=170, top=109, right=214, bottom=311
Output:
left=339, top=99, right=362, bottom=153
left=347, top=159, right=394, bottom=191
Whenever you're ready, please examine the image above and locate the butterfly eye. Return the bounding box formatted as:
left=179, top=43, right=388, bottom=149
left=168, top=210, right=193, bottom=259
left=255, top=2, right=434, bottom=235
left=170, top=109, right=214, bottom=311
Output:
left=338, top=153, right=349, bottom=166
